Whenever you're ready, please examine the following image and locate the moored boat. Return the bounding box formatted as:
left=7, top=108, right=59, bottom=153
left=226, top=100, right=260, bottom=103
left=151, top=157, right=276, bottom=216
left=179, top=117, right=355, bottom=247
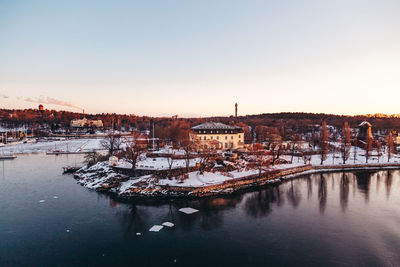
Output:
left=0, top=155, right=17, bottom=160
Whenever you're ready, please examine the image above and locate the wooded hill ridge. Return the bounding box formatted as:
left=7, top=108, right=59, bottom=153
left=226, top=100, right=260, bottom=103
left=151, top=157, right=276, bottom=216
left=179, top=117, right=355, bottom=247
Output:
left=1, top=108, right=400, bottom=130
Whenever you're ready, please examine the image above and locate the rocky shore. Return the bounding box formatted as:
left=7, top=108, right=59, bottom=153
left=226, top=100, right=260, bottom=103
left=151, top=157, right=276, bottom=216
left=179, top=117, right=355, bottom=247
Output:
left=73, top=161, right=400, bottom=199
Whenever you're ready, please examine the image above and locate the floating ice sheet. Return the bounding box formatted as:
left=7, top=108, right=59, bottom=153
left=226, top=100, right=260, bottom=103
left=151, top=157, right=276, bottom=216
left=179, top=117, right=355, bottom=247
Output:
left=53, top=196, right=58, bottom=199
left=149, top=225, right=163, bottom=232
left=178, top=207, right=199, bottom=214
left=136, top=232, right=141, bottom=236
left=162, top=222, right=174, bottom=227
left=39, top=200, right=45, bottom=203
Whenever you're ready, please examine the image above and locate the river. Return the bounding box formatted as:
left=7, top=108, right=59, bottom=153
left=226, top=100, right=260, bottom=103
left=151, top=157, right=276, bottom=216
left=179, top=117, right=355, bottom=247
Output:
left=1, top=154, right=400, bottom=266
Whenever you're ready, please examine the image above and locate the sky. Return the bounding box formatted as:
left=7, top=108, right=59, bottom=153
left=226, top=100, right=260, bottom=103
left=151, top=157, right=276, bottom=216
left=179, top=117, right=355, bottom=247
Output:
left=1, top=0, right=400, bottom=117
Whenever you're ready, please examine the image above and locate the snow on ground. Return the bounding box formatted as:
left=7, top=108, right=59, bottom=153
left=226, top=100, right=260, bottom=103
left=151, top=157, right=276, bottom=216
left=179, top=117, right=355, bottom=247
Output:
left=154, top=147, right=400, bottom=188
left=151, top=146, right=186, bottom=155
left=72, top=143, right=400, bottom=198
left=75, top=161, right=128, bottom=190
left=308, top=146, right=400, bottom=165
left=0, top=138, right=105, bottom=154
left=229, top=169, right=260, bottom=178
left=157, top=168, right=259, bottom=187
left=118, top=175, right=152, bottom=194
left=116, top=157, right=201, bottom=170
left=78, top=139, right=103, bottom=151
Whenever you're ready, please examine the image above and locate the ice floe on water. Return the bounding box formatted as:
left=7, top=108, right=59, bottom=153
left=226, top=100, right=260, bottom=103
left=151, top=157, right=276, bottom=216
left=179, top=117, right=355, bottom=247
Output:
left=162, top=222, right=174, bottom=227
left=149, top=225, right=164, bottom=232
left=39, top=200, right=45, bottom=203
left=178, top=207, right=199, bottom=214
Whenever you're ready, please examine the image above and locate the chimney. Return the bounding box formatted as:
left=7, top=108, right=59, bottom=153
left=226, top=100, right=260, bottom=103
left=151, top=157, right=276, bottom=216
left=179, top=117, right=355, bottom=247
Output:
left=235, top=103, right=238, bottom=118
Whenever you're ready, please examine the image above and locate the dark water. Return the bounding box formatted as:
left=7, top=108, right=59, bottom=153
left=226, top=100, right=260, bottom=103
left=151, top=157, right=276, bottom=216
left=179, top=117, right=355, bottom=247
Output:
left=1, top=154, right=400, bottom=266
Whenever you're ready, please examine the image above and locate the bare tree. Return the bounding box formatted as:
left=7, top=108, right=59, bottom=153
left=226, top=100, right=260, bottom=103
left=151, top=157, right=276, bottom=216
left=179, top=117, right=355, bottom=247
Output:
left=181, top=137, right=197, bottom=174
left=84, top=152, right=100, bottom=167
left=319, top=121, right=329, bottom=165
left=270, top=142, right=283, bottom=166
left=376, top=140, right=382, bottom=163
left=365, top=135, right=372, bottom=163
left=353, top=135, right=358, bottom=164
left=341, top=122, right=351, bottom=164
left=289, top=142, right=296, bottom=164
left=123, top=131, right=146, bottom=171
left=386, top=132, right=394, bottom=162
left=101, top=133, right=122, bottom=155
left=199, top=140, right=219, bottom=174
left=331, top=145, right=337, bottom=165
left=311, top=132, right=319, bottom=150
left=289, top=134, right=302, bottom=164
left=302, top=152, right=311, bottom=165
left=251, top=143, right=271, bottom=176
left=166, top=150, right=176, bottom=179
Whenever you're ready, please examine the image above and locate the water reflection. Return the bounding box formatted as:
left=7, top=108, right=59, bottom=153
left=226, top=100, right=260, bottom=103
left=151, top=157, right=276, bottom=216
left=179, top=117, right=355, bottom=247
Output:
left=318, top=173, right=327, bottom=213
left=287, top=180, right=302, bottom=208
left=244, top=187, right=283, bottom=218
left=116, top=204, right=150, bottom=235
left=306, top=176, right=312, bottom=199
left=386, top=170, right=393, bottom=199
left=340, top=172, right=349, bottom=211
left=110, top=170, right=399, bottom=234
left=355, top=171, right=373, bottom=202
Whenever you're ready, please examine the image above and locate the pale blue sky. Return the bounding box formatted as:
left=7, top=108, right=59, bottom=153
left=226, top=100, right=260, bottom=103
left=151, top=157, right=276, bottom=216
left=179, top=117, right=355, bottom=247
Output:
left=1, top=0, right=400, bottom=116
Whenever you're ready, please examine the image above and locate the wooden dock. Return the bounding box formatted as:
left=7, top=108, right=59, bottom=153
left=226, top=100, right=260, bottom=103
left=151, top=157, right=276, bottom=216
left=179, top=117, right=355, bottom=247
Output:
left=46, top=151, right=97, bottom=155
left=0, top=155, right=17, bottom=160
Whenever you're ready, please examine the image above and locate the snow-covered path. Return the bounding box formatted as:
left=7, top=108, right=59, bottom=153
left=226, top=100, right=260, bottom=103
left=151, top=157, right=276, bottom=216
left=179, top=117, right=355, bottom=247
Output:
left=0, top=138, right=104, bottom=154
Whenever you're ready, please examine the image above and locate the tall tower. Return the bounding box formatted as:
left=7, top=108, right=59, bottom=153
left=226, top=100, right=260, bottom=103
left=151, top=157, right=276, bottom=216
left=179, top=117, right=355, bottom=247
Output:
left=235, top=103, right=238, bottom=118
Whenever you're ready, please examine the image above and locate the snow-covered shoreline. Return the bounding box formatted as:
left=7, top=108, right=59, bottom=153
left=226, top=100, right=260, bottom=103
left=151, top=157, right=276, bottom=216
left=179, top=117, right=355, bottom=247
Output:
left=73, top=160, right=400, bottom=199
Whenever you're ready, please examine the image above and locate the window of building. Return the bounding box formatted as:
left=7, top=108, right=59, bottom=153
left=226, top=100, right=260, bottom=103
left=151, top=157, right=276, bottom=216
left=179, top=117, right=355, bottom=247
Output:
left=225, top=136, right=227, bottom=140
left=239, top=135, right=241, bottom=139
left=231, top=136, right=233, bottom=140
left=217, top=136, right=219, bottom=140
left=211, top=136, right=213, bottom=140
left=225, top=143, right=228, bottom=148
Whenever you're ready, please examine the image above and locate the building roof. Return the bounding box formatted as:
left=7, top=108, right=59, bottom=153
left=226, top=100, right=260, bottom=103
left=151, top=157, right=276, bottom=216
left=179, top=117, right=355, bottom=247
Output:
left=359, top=121, right=372, bottom=127
left=191, top=122, right=241, bottom=130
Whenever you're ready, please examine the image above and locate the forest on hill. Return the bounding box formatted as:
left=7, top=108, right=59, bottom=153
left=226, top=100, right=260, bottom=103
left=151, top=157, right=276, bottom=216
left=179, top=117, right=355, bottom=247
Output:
left=1, top=108, right=400, bottom=132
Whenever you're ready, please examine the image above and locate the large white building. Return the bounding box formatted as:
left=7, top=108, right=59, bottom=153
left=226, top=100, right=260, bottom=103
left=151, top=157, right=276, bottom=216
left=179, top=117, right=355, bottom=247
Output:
left=70, top=118, right=103, bottom=128
left=190, top=122, right=244, bottom=151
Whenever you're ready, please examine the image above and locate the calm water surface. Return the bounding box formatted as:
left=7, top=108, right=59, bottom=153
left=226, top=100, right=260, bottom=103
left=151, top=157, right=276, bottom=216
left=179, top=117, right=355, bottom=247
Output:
left=1, top=154, right=400, bottom=266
